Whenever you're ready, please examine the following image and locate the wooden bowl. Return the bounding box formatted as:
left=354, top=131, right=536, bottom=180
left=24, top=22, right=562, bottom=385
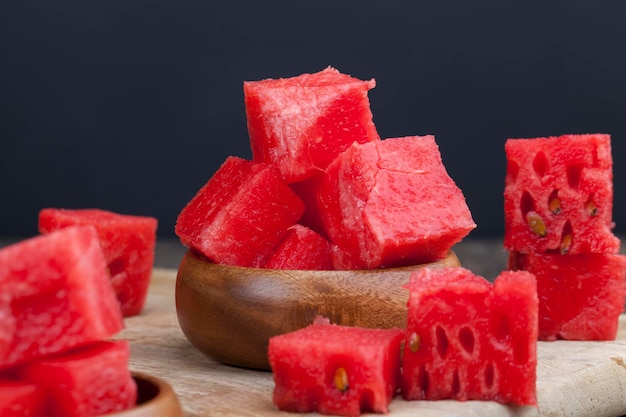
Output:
left=175, top=250, right=460, bottom=370
left=102, top=372, right=183, bottom=417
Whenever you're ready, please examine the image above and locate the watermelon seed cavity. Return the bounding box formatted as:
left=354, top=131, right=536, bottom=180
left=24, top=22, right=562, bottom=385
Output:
left=560, top=221, right=574, bottom=254
left=436, top=326, right=449, bottom=358
left=520, top=191, right=535, bottom=218
left=548, top=190, right=561, bottom=215
left=451, top=369, right=460, bottom=395
left=484, top=362, right=495, bottom=389
left=585, top=198, right=598, bottom=216
left=566, top=164, right=583, bottom=189
left=532, top=151, right=548, bottom=178
left=459, top=327, right=475, bottom=355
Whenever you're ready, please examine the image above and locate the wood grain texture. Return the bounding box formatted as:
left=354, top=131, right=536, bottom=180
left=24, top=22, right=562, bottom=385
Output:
left=175, top=250, right=460, bottom=370
left=121, top=269, right=626, bottom=417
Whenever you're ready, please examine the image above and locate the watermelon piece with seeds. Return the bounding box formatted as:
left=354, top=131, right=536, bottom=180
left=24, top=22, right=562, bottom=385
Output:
left=244, top=66, right=381, bottom=183
left=17, top=340, right=136, bottom=417
left=175, top=156, right=305, bottom=267
left=318, top=135, right=475, bottom=270
left=0, top=226, right=123, bottom=369
left=269, top=318, right=404, bottom=417
left=38, top=208, right=158, bottom=317
left=508, top=251, right=626, bottom=340
left=401, top=267, right=538, bottom=406
left=504, top=134, right=619, bottom=254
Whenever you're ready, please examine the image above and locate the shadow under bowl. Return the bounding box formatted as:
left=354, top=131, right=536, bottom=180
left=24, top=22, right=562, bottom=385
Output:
left=175, top=250, right=460, bottom=371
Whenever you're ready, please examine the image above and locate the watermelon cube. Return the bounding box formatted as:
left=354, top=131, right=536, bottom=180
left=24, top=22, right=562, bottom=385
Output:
left=38, top=208, right=158, bottom=317
left=175, top=156, right=305, bottom=267
left=244, top=66, right=381, bottom=183
left=317, top=135, right=476, bottom=270
left=508, top=251, right=626, bottom=340
left=504, top=134, right=619, bottom=254
left=17, top=340, right=137, bottom=417
left=263, top=224, right=333, bottom=270
left=0, top=226, right=123, bottom=369
left=268, top=318, right=404, bottom=417
left=401, top=267, right=538, bottom=406
left=0, top=381, right=46, bottom=417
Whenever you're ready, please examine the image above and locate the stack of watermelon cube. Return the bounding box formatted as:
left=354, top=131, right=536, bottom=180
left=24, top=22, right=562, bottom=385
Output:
left=0, top=226, right=137, bottom=417
left=504, top=134, right=626, bottom=340
left=176, top=66, right=476, bottom=270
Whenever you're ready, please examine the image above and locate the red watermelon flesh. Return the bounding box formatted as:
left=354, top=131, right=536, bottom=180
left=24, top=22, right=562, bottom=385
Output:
left=264, top=224, right=333, bottom=270
left=269, top=319, right=404, bottom=417
left=508, top=251, right=626, bottom=340
left=0, top=381, right=46, bottom=417
left=0, top=226, right=123, bottom=369
left=17, top=340, right=136, bottom=417
left=401, top=267, right=538, bottom=406
left=175, top=156, right=305, bottom=267
left=244, top=66, right=381, bottom=183
left=289, top=175, right=328, bottom=239
left=318, top=135, right=476, bottom=270
left=38, top=208, right=158, bottom=317
left=504, top=134, right=619, bottom=254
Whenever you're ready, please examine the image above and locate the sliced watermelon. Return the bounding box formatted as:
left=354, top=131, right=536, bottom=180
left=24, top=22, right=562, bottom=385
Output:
left=289, top=175, right=328, bottom=239
left=504, top=134, right=619, bottom=254
left=268, top=318, right=404, bottom=417
left=401, top=267, right=538, bottom=406
left=0, top=381, right=46, bottom=417
left=317, top=135, right=476, bottom=270
left=264, top=224, right=333, bottom=270
left=38, top=208, right=158, bottom=317
left=175, top=156, right=305, bottom=267
left=508, top=251, right=626, bottom=340
left=17, top=340, right=136, bottom=417
left=0, top=226, right=123, bottom=369
left=244, top=66, right=381, bottom=183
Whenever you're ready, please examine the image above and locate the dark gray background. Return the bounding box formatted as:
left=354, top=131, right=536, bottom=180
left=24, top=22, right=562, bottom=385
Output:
left=1, top=1, right=625, bottom=239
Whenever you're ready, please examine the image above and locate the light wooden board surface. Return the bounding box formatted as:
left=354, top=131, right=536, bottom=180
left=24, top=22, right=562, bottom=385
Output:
left=119, top=269, right=626, bottom=417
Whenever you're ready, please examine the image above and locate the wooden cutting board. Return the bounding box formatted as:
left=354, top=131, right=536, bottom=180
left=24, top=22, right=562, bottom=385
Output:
left=119, top=269, right=626, bottom=417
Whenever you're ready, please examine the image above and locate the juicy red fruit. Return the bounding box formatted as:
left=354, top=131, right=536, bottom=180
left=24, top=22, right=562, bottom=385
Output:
left=402, top=267, right=538, bottom=406
left=509, top=251, right=626, bottom=340
left=269, top=319, right=404, bottom=417
left=504, top=134, right=619, bottom=254
left=17, top=340, right=136, bottom=417
left=0, top=381, right=46, bottom=417
left=38, top=208, right=158, bottom=317
left=317, top=135, right=475, bottom=269
left=175, top=156, right=305, bottom=267
left=263, top=224, right=333, bottom=270
left=0, top=226, right=123, bottom=369
left=245, top=66, right=381, bottom=183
